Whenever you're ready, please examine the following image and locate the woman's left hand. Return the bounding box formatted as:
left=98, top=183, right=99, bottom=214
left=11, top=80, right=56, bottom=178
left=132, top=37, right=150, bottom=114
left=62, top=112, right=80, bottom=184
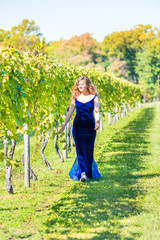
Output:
left=94, top=122, right=100, bottom=130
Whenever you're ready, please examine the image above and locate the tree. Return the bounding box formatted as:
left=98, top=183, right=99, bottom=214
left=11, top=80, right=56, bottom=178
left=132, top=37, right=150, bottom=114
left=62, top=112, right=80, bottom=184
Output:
left=135, top=44, right=160, bottom=98
left=101, top=25, right=155, bottom=82
left=1, top=19, right=45, bottom=52
left=0, top=29, right=10, bottom=43
left=107, top=57, right=129, bottom=79
left=46, top=33, right=104, bottom=68
left=45, top=39, right=63, bottom=59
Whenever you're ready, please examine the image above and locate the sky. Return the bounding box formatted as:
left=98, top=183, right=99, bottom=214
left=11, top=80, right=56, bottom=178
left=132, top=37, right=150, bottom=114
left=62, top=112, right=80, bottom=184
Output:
left=0, top=0, right=160, bottom=42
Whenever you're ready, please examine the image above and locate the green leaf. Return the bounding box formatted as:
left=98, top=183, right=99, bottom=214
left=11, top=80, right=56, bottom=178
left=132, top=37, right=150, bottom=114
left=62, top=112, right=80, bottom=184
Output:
left=0, top=151, right=4, bottom=162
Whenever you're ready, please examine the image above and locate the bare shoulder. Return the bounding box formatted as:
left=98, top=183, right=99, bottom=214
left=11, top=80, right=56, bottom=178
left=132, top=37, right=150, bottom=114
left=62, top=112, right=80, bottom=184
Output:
left=94, top=95, right=99, bottom=102
left=90, top=94, right=96, bottom=100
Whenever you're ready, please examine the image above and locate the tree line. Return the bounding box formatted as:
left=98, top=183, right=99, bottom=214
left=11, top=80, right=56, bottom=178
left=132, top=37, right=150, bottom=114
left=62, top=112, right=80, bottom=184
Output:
left=0, top=19, right=160, bottom=98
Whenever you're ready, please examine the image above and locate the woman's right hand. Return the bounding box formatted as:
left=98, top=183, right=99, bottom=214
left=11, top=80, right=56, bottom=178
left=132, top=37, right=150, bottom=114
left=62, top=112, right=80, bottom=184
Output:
left=60, top=124, right=65, bottom=133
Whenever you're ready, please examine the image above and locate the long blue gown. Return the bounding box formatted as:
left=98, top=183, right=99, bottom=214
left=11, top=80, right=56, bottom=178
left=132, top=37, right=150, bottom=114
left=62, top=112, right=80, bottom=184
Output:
left=69, top=95, right=101, bottom=181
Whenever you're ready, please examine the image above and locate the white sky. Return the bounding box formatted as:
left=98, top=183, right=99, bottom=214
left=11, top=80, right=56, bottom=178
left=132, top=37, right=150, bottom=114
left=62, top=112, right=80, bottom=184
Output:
left=0, top=0, right=160, bottom=42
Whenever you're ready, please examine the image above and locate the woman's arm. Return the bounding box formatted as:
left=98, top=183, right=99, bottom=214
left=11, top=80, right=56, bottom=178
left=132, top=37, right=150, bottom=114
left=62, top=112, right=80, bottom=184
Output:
left=61, top=101, right=76, bottom=132
left=94, top=96, right=101, bottom=130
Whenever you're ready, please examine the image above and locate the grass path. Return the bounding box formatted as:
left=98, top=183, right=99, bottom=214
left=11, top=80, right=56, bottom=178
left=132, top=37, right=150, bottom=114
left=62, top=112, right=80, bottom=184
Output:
left=0, top=102, right=160, bottom=240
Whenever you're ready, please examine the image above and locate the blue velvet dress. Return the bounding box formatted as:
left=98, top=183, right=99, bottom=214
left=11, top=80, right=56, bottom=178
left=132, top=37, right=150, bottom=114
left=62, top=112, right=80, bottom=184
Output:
left=69, top=95, right=101, bottom=181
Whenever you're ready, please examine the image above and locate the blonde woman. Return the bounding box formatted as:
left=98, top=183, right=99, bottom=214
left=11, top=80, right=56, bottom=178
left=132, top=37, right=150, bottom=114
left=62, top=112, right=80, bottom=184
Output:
left=61, top=76, right=101, bottom=182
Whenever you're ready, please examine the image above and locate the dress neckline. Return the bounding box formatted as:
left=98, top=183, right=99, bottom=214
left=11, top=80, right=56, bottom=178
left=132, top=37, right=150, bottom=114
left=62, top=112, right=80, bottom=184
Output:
left=76, top=95, right=96, bottom=104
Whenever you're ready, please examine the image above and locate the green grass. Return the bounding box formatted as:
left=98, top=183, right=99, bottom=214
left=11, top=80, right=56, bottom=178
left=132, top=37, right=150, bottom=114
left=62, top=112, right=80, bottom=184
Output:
left=1, top=102, right=160, bottom=239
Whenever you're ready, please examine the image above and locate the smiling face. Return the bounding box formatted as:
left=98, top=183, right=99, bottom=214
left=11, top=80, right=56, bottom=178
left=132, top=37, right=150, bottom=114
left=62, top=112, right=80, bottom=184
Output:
left=78, top=80, right=88, bottom=93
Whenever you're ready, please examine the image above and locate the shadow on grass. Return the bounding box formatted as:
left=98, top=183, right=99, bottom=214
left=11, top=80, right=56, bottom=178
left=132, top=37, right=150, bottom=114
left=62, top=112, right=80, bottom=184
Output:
left=44, top=107, right=155, bottom=240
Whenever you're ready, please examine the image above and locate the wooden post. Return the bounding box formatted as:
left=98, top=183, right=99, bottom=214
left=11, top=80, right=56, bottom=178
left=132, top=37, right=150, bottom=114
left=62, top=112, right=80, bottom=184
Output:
left=128, top=103, right=131, bottom=112
left=113, top=103, right=118, bottom=123
left=24, top=124, right=30, bottom=187
left=121, top=102, right=125, bottom=118
left=122, top=103, right=124, bottom=117
left=108, top=112, right=112, bottom=125
left=112, top=106, right=116, bottom=123
left=124, top=102, right=127, bottom=115
left=138, top=101, right=141, bottom=107
left=135, top=102, right=137, bottom=109
left=115, top=103, right=119, bottom=122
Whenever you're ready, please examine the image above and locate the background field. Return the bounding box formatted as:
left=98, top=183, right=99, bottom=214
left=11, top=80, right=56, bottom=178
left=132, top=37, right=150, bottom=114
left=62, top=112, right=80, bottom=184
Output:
left=1, top=102, right=160, bottom=240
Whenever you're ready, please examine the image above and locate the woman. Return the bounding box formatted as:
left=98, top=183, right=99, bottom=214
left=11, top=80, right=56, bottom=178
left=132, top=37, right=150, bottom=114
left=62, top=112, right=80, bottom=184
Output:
left=61, top=76, right=101, bottom=182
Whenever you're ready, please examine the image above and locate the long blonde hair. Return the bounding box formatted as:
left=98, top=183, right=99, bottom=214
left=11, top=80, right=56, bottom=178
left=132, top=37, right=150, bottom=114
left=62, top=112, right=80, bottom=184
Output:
left=71, top=76, right=98, bottom=100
